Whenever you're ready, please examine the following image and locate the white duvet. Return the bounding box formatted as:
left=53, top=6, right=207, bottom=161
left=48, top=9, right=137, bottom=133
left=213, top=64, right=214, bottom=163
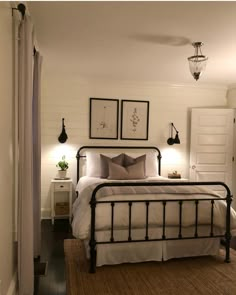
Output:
left=72, top=176, right=236, bottom=240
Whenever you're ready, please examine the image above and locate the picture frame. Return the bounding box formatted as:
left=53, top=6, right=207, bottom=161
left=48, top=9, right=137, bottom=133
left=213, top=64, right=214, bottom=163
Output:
left=89, top=97, right=119, bottom=139
left=120, top=100, right=149, bottom=140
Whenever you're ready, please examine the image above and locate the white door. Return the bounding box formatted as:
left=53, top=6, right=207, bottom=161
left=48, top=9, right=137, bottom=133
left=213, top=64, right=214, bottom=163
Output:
left=190, top=108, right=234, bottom=195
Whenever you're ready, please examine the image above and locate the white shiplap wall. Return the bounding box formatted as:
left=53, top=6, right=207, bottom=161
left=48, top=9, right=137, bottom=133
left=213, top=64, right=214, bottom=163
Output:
left=41, top=73, right=227, bottom=218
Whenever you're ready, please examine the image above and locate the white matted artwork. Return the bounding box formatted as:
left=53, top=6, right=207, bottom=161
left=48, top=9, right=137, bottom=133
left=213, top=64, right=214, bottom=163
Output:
left=89, top=98, right=119, bottom=139
left=121, top=100, right=149, bottom=140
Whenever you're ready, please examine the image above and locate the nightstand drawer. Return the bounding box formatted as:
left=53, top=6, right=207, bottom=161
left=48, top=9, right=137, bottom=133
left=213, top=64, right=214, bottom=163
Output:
left=54, top=182, right=70, bottom=191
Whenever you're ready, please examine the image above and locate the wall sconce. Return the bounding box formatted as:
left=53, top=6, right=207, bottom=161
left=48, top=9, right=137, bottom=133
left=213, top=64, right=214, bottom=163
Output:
left=58, top=118, right=68, bottom=143
left=167, top=123, right=180, bottom=145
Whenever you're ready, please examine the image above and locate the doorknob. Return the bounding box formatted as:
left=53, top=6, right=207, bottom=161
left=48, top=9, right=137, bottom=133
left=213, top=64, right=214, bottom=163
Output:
left=191, top=165, right=196, bottom=169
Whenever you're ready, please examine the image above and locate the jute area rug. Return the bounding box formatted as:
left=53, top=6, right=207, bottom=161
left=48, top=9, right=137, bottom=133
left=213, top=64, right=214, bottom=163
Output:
left=64, top=239, right=236, bottom=295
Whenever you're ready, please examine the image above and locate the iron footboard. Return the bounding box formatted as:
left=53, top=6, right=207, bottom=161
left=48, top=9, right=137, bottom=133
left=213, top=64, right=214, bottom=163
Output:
left=89, top=181, right=232, bottom=273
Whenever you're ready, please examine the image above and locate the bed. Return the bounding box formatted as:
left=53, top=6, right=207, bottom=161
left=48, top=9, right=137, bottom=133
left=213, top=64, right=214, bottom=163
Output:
left=72, top=145, right=236, bottom=273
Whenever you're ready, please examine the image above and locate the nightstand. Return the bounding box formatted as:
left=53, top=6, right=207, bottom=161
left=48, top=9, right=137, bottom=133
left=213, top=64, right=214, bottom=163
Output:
left=51, top=178, right=73, bottom=225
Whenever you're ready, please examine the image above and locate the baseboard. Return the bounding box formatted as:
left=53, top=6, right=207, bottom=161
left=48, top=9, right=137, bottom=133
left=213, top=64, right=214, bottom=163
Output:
left=13, top=231, right=17, bottom=242
left=41, top=208, right=51, bottom=219
left=6, top=271, right=17, bottom=295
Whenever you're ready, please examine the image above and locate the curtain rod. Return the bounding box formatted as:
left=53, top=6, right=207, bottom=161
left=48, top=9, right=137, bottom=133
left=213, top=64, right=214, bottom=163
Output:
left=12, top=3, right=26, bottom=19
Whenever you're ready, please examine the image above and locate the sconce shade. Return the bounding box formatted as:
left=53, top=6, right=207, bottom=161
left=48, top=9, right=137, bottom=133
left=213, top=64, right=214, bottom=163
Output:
left=58, top=118, right=68, bottom=143
left=174, top=132, right=180, bottom=144
left=188, top=42, right=208, bottom=81
left=167, top=137, right=175, bottom=145
left=167, top=123, right=180, bottom=145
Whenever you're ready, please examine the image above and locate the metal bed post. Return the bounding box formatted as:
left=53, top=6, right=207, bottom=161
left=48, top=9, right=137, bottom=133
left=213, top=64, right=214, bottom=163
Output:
left=89, top=187, right=98, bottom=273
left=225, top=190, right=232, bottom=263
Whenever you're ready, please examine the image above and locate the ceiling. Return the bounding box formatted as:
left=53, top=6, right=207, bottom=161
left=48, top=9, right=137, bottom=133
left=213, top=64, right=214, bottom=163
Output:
left=28, top=1, right=236, bottom=87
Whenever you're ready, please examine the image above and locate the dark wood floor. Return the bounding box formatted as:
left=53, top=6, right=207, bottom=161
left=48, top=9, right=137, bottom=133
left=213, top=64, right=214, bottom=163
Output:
left=34, top=219, right=73, bottom=295
left=34, top=219, right=236, bottom=295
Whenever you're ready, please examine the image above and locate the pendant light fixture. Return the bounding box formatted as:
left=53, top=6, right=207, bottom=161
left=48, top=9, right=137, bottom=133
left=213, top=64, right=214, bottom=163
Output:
left=188, top=42, right=208, bottom=81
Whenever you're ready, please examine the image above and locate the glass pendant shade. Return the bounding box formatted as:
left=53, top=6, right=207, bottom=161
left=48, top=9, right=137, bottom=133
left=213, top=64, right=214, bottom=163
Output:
left=188, top=42, right=208, bottom=81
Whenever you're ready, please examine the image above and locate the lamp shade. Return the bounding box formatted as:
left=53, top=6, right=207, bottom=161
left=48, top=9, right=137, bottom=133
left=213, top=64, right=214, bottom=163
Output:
left=58, top=118, right=68, bottom=143
left=174, top=132, right=180, bottom=144
left=167, top=137, right=175, bottom=145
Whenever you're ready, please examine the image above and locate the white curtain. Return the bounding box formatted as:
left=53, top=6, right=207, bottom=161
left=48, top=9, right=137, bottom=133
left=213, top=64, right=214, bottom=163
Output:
left=18, top=15, right=42, bottom=294
left=33, top=51, right=42, bottom=258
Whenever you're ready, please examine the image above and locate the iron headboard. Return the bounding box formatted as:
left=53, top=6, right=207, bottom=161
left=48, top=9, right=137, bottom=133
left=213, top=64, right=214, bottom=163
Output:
left=76, top=145, right=162, bottom=183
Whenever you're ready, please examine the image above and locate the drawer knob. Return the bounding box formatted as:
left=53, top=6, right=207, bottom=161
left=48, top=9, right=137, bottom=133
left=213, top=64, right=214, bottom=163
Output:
left=60, top=185, right=64, bottom=188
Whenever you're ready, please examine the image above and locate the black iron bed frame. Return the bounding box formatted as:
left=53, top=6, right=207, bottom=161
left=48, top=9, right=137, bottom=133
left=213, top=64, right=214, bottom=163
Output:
left=76, top=145, right=232, bottom=273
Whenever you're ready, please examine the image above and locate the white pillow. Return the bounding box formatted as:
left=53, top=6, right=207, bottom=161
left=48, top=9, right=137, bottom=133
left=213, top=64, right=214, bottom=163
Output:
left=125, top=151, right=159, bottom=177
left=86, top=150, right=159, bottom=177
left=86, top=151, right=117, bottom=177
left=146, top=152, right=159, bottom=176
left=86, top=152, right=101, bottom=177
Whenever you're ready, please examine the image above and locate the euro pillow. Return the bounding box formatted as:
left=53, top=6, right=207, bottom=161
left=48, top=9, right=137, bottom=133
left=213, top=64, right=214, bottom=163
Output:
left=86, top=150, right=159, bottom=177
left=124, top=152, right=159, bottom=176
left=100, top=153, right=124, bottom=178
left=108, top=161, right=146, bottom=180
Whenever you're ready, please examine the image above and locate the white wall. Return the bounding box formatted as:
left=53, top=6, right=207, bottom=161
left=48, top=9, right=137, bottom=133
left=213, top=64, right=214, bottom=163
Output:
left=227, top=87, right=236, bottom=209
left=41, top=72, right=227, bottom=218
left=0, top=2, right=17, bottom=295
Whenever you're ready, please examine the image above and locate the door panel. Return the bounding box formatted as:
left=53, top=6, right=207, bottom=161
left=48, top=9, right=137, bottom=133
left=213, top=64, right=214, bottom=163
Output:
left=196, top=153, right=226, bottom=164
left=197, top=134, right=226, bottom=145
left=190, top=108, right=234, bottom=195
left=199, top=115, right=227, bottom=126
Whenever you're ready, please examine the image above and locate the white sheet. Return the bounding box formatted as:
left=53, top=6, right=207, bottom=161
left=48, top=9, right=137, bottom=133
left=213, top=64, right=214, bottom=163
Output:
left=84, top=226, right=222, bottom=266
left=75, top=175, right=168, bottom=194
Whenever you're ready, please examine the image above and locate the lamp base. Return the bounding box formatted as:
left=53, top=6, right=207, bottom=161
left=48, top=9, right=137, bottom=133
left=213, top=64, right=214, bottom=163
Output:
left=167, top=137, right=175, bottom=145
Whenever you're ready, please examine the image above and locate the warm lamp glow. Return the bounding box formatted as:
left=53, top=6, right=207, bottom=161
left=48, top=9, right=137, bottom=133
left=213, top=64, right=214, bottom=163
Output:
left=49, top=143, right=75, bottom=163
left=161, top=147, right=182, bottom=166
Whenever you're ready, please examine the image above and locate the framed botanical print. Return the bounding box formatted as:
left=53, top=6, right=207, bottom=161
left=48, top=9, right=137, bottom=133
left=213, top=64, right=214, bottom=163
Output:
left=89, top=98, right=119, bottom=139
left=120, top=100, right=149, bottom=140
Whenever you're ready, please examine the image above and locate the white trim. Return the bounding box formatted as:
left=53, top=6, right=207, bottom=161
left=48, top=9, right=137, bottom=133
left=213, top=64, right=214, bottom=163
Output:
left=41, top=208, right=51, bottom=219
left=6, top=271, right=18, bottom=295
left=12, top=6, right=20, bottom=243
left=83, top=77, right=228, bottom=91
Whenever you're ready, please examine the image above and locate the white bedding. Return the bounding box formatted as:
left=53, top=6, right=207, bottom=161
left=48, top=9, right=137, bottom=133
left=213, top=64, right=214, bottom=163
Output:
left=75, top=175, right=169, bottom=194
left=86, top=226, right=222, bottom=266
left=72, top=176, right=236, bottom=240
